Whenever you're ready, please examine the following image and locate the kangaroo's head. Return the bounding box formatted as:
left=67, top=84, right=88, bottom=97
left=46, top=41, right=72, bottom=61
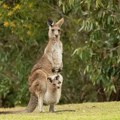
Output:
left=48, top=74, right=63, bottom=89
left=47, top=18, right=64, bottom=40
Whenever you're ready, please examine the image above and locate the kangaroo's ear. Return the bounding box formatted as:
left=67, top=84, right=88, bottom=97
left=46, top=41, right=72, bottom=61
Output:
left=47, top=18, right=54, bottom=27
left=47, top=77, right=53, bottom=83
left=55, top=18, right=64, bottom=27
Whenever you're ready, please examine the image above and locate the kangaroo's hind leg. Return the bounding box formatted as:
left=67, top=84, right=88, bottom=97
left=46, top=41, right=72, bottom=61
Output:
left=30, top=69, right=47, bottom=112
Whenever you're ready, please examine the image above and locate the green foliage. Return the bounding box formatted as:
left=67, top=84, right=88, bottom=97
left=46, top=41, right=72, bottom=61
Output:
left=68, top=0, right=120, bottom=100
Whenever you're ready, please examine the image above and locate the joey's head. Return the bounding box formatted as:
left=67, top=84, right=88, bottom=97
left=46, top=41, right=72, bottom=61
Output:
left=47, top=18, right=64, bottom=40
left=48, top=74, right=63, bottom=89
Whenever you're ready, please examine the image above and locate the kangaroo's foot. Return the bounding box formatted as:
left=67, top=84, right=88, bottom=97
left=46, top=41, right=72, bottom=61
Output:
left=49, top=105, right=55, bottom=112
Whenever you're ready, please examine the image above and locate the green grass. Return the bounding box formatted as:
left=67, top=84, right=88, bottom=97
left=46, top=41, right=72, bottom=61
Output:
left=0, top=102, right=120, bottom=120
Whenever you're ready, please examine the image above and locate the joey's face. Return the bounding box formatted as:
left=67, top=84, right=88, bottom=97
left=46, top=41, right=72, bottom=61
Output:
left=48, top=74, right=63, bottom=89
left=47, top=18, right=64, bottom=40
left=52, top=78, right=62, bottom=89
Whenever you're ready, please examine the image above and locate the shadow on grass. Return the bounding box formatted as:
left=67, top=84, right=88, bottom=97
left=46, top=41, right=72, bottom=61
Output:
left=0, top=110, right=26, bottom=114
left=0, top=111, right=14, bottom=114
left=0, top=109, right=76, bottom=114
left=55, top=110, right=76, bottom=113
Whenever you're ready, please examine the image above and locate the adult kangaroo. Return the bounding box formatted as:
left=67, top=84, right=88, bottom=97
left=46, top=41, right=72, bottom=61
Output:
left=25, top=18, right=64, bottom=113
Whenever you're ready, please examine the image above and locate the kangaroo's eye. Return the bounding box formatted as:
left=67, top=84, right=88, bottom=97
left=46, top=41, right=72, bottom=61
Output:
left=55, top=75, right=59, bottom=80
left=51, top=29, right=54, bottom=32
left=58, top=29, right=61, bottom=33
left=58, top=81, right=61, bottom=84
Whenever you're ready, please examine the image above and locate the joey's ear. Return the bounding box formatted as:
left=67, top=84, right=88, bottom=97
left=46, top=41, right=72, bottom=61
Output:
left=47, top=18, right=54, bottom=27
left=47, top=77, right=52, bottom=83
left=55, top=18, right=64, bottom=27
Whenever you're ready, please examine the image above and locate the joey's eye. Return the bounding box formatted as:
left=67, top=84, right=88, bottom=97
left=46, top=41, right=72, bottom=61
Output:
left=55, top=75, right=59, bottom=80
left=58, top=81, right=61, bottom=84
left=51, top=29, right=54, bottom=32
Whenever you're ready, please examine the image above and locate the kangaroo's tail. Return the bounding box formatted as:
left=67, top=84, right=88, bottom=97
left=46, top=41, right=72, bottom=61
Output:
left=25, top=94, right=38, bottom=113
left=0, top=94, right=38, bottom=114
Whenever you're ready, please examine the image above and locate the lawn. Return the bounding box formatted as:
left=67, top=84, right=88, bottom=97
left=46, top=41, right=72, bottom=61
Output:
left=0, top=102, right=120, bottom=120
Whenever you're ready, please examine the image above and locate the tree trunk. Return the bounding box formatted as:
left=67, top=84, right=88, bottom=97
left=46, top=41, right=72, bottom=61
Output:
left=0, top=95, right=2, bottom=107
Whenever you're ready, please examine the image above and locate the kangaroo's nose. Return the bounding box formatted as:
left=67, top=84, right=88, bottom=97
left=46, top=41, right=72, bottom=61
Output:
left=55, top=35, right=58, bottom=38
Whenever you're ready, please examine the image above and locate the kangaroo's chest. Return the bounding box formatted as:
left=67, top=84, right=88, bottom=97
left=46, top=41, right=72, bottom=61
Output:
left=52, top=42, right=62, bottom=64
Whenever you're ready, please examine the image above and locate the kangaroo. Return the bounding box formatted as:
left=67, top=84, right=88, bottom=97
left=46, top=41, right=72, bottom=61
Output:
left=25, top=18, right=64, bottom=113
left=44, top=74, right=63, bottom=112
left=29, top=73, right=63, bottom=112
